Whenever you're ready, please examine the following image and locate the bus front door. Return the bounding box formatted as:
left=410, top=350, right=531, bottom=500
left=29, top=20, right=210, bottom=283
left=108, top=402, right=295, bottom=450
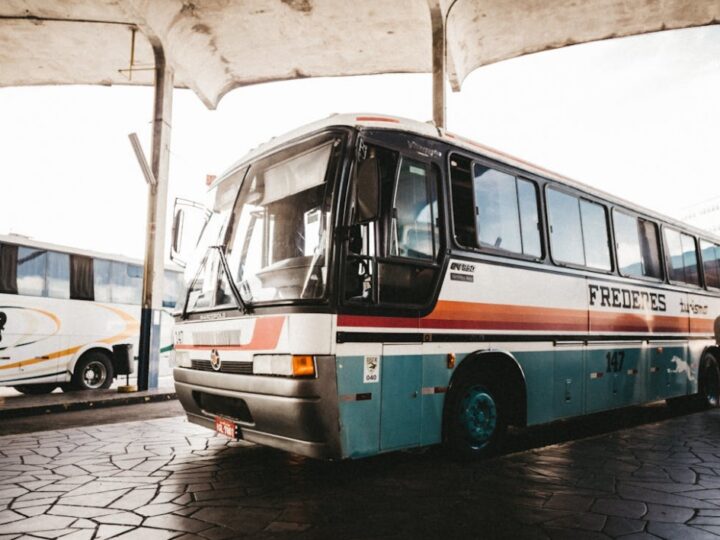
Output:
left=380, top=344, right=422, bottom=451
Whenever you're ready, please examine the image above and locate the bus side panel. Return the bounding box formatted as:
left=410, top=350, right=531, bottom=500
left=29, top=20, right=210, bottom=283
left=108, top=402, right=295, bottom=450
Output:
left=335, top=344, right=382, bottom=459
left=513, top=349, right=556, bottom=426
left=420, top=349, right=454, bottom=446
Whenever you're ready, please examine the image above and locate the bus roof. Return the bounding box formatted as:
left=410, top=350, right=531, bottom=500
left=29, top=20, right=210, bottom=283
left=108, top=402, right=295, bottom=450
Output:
left=213, top=113, right=720, bottom=243
left=0, top=233, right=183, bottom=272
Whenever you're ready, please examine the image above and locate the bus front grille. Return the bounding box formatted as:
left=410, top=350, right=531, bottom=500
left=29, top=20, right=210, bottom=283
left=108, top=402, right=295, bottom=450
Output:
left=191, top=359, right=253, bottom=375
left=192, top=391, right=253, bottom=424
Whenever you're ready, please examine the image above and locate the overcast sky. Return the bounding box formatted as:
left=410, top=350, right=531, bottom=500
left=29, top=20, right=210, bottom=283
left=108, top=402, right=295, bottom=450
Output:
left=0, top=26, right=718, bottom=261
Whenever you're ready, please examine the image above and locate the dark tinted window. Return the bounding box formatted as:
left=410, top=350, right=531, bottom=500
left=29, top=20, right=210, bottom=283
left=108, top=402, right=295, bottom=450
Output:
left=0, top=244, right=18, bottom=294
left=613, top=211, right=663, bottom=279
left=70, top=255, right=94, bottom=300
left=700, top=240, right=720, bottom=289
left=664, top=228, right=699, bottom=285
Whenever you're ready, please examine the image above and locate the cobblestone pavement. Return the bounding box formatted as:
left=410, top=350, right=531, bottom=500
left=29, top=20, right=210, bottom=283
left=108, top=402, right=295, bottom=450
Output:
left=2, top=409, right=720, bottom=539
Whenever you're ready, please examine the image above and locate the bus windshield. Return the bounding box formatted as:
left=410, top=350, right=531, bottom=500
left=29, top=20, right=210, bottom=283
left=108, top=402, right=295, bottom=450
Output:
left=184, top=134, right=339, bottom=313
left=225, top=138, right=336, bottom=304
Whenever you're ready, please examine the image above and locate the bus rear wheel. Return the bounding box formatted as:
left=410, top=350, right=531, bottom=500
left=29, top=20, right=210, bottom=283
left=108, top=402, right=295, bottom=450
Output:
left=13, top=383, right=57, bottom=395
left=71, top=351, right=114, bottom=391
left=445, top=374, right=507, bottom=460
left=699, top=351, right=720, bottom=408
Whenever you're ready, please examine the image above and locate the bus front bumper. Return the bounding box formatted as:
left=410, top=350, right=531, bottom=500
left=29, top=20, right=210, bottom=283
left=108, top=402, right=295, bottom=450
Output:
left=173, top=355, right=342, bottom=459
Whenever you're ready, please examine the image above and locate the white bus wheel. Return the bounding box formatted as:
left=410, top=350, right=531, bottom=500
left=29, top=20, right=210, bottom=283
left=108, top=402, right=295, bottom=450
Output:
left=13, top=384, right=57, bottom=395
left=71, top=350, right=114, bottom=391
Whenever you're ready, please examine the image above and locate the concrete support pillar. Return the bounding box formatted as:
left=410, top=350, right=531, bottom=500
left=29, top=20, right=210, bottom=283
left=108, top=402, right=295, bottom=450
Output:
left=137, top=44, right=173, bottom=391
left=427, top=0, right=446, bottom=129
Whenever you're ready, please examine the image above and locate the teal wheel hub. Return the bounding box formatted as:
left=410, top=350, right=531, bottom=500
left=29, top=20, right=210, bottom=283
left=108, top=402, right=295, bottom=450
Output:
left=459, top=386, right=497, bottom=448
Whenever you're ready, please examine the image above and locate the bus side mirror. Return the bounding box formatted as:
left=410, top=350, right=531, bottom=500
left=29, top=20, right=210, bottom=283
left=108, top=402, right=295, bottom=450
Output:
left=170, top=198, right=210, bottom=268
left=355, top=155, right=380, bottom=224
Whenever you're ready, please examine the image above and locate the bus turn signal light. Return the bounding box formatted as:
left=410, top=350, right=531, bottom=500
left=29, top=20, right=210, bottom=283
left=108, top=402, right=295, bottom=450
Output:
left=447, top=353, right=456, bottom=369
left=292, top=355, right=315, bottom=377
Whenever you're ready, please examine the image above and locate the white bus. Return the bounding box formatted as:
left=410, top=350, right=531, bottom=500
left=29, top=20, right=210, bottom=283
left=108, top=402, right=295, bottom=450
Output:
left=170, top=114, right=720, bottom=459
left=0, top=234, right=182, bottom=394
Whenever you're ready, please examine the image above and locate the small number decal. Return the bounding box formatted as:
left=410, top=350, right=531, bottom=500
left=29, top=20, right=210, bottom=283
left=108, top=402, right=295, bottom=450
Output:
left=606, top=351, right=625, bottom=373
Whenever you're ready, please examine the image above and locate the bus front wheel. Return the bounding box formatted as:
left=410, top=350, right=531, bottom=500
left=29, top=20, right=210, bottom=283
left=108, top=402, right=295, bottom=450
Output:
left=71, top=351, right=114, bottom=391
left=699, top=351, right=720, bottom=408
left=445, top=373, right=507, bottom=459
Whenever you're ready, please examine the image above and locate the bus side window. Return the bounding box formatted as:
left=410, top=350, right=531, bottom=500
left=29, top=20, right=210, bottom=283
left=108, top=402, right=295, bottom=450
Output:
left=70, top=255, right=94, bottom=301
left=94, top=259, right=112, bottom=302
left=701, top=240, right=720, bottom=289
left=17, top=247, right=47, bottom=297
left=111, top=262, right=143, bottom=304
left=0, top=243, right=18, bottom=294
left=614, top=211, right=662, bottom=280
left=46, top=251, right=70, bottom=299
left=665, top=228, right=699, bottom=286
left=163, top=270, right=181, bottom=308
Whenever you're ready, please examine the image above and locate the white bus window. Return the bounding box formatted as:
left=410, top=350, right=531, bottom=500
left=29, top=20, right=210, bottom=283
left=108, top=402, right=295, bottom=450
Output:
left=17, top=247, right=47, bottom=297
left=665, top=228, right=699, bottom=285
left=163, top=270, right=182, bottom=308
left=474, top=165, right=521, bottom=253
left=94, top=259, right=112, bottom=302
left=701, top=241, right=720, bottom=289
left=47, top=251, right=70, bottom=299
left=614, top=211, right=662, bottom=279
left=580, top=200, right=611, bottom=271
left=547, top=189, right=584, bottom=266
left=111, top=262, right=143, bottom=304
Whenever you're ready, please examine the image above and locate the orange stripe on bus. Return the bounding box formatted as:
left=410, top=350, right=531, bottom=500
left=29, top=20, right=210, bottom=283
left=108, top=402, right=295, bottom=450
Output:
left=175, top=316, right=286, bottom=351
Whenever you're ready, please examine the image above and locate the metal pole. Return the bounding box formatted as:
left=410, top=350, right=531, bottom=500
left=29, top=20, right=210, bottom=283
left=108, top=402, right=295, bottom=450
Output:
left=137, top=44, right=173, bottom=391
left=427, top=0, right=446, bottom=129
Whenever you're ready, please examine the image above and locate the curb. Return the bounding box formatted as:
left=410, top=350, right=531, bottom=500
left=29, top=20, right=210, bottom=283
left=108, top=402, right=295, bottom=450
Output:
left=0, top=391, right=177, bottom=419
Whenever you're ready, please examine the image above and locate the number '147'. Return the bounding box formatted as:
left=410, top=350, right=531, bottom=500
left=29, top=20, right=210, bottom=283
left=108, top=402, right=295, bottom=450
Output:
left=606, top=351, right=625, bottom=373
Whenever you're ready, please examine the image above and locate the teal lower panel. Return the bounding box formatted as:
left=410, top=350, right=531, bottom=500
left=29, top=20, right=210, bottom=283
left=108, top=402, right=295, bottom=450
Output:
left=514, top=351, right=554, bottom=425
left=421, top=354, right=451, bottom=445
left=336, top=356, right=381, bottom=458
left=380, top=355, right=422, bottom=450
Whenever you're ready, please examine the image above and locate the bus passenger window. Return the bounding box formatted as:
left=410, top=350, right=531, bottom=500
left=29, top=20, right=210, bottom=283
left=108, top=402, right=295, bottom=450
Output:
left=163, top=270, right=182, bottom=308
left=47, top=251, right=70, bottom=299
left=0, top=244, right=18, bottom=294
left=613, top=211, right=662, bottom=279
left=94, top=259, right=112, bottom=302
left=547, top=189, right=584, bottom=266
left=701, top=240, right=720, bottom=289
left=474, top=165, right=522, bottom=253
left=111, top=262, right=143, bottom=304
left=449, top=156, right=475, bottom=247
left=580, top=200, right=611, bottom=271
left=17, top=247, right=47, bottom=297
left=547, top=189, right=610, bottom=270
left=665, top=229, right=699, bottom=285
left=70, top=255, right=94, bottom=301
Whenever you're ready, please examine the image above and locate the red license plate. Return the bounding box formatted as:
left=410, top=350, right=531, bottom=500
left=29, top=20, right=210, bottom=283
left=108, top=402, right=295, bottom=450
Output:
left=214, top=416, right=238, bottom=439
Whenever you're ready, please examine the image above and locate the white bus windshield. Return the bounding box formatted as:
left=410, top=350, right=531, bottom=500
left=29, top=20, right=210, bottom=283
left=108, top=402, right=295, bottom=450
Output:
left=184, top=135, right=337, bottom=313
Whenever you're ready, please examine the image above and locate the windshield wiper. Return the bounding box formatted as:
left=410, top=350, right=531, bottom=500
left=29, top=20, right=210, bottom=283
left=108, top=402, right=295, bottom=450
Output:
left=210, top=245, right=249, bottom=314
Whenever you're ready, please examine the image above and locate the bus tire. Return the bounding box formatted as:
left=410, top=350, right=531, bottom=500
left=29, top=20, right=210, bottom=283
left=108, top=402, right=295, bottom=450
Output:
left=699, top=351, right=720, bottom=408
left=444, top=372, right=507, bottom=460
left=13, top=384, right=57, bottom=395
left=71, top=350, right=114, bottom=391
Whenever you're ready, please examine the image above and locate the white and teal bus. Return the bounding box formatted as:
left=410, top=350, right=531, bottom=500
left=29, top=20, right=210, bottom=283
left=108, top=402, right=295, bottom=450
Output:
left=171, top=114, right=720, bottom=459
left=0, top=234, right=182, bottom=394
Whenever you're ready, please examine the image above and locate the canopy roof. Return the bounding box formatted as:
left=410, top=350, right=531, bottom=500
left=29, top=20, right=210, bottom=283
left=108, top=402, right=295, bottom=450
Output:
left=2, top=0, right=719, bottom=108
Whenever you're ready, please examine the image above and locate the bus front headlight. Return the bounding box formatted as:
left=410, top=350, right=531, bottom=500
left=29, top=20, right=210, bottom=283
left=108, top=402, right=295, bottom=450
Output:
left=253, top=354, right=315, bottom=377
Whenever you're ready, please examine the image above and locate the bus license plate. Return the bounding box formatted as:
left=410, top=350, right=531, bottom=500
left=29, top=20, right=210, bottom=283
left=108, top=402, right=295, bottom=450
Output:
left=214, top=417, right=237, bottom=439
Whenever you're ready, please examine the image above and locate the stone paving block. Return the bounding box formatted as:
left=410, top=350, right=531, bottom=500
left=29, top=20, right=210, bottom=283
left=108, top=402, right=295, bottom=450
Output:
left=645, top=503, right=696, bottom=523
left=603, top=516, right=646, bottom=536
left=592, top=498, right=647, bottom=518
left=647, top=521, right=720, bottom=539
left=544, top=493, right=595, bottom=512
